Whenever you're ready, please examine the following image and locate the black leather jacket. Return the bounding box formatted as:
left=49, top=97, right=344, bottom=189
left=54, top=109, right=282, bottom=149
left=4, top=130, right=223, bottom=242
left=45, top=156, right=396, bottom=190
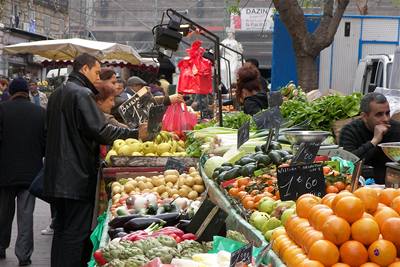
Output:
left=43, top=72, right=138, bottom=201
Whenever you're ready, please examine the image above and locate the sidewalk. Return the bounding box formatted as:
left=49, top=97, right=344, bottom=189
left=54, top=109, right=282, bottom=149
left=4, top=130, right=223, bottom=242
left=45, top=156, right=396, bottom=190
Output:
left=0, top=199, right=52, bottom=267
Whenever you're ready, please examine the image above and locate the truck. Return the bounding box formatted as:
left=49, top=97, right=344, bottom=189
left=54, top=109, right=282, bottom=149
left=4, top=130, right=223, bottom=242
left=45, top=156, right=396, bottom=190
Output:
left=271, top=14, right=400, bottom=94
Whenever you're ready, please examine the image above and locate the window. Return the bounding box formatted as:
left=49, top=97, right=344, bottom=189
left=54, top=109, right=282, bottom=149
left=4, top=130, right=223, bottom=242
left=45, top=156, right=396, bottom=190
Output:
left=43, top=15, right=51, bottom=33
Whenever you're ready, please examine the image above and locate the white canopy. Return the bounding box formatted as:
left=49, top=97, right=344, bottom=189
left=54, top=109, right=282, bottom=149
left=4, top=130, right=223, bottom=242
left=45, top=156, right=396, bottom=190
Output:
left=4, top=38, right=143, bottom=65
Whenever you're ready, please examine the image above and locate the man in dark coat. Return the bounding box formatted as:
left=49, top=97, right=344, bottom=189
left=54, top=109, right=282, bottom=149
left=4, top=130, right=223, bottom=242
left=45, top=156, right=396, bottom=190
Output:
left=43, top=53, right=146, bottom=267
left=0, top=78, right=46, bottom=266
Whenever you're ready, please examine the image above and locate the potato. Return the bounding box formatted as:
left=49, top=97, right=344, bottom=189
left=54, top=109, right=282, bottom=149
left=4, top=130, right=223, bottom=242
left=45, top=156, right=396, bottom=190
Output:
left=112, top=185, right=122, bottom=194
left=131, top=180, right=138, bottom=187
left=188, top=190, right=199, bottom=200
left=193, top=176, right=203, bottom=185
left=145, top=182, right=154, bottom=189
left=151, top=178, right=160, bottom=187
left=181, top=185, right=192, bottom=191
left=178, top=188, right=189, bottom=197
left=145, top=177, right=152, bottom=183
left=137, top=181, right=146, bottom=191
left=164, top=170, right=179, bottom=177
left=170, top=188, right=179, bottom=196
left=192, top=184, right=205, bottom=193
left=178, top=177, right=185, bottom=187
left=127, top=178, right=134, bottom=181
left=143, top=189, right=151, bottom=193
left=124, top=183, right=134, bottom=193
left=152, top=187, right=158, bottom=193
left=166, top=182, right=174, bottom=188
left=112, top=181, right=121, bottom=188
left=157, top=185, right=166, bottom=194
left=172, top=193, right=180, bottom=199
left=189, top=167, right=197, bottom=174
left=184, top=177, right=195, bottom=187
left=189, top=172, right=199, bottom=178
left=160, top=192, right=169, bottom=199
left=135, top=176, right=146, bottom=182
left=165, top=175, right=178, bottom=184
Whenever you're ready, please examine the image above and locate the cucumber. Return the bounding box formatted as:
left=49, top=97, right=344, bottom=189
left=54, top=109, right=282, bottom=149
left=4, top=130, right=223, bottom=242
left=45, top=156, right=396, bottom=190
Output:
left=235, top=157, right=256, bottom=166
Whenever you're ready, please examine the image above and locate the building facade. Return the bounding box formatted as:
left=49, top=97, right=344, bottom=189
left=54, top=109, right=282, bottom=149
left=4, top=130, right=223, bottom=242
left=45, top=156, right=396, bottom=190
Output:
left=0, top=0, right=69, bottom=78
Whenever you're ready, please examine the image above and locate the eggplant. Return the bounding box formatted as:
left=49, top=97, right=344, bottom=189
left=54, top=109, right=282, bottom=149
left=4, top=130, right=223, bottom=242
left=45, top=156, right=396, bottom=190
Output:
left=176, top=219, right=191, bottom=231
left=123, top=217, right=166, bottom=231
left=108, top=214, right=143, bottom=228
left=114, top=231, right=128, bottom=238
left=108, top=227, right=125, bottom=239
left=154, top=212, right=180, bottom=226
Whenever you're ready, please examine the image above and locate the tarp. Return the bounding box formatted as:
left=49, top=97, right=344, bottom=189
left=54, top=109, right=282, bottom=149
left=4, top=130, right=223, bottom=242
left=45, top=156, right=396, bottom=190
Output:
left=4, top=38, right=143, bottom=65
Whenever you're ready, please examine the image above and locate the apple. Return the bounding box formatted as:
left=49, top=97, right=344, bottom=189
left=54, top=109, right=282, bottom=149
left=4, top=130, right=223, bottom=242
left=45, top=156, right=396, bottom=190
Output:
left=118, top=145, right=134, bottom=156
left=258, top=199, right=275, bottom=214
left=249, top=211, right=270, bottom=230
left=261, top=217, right=282, bottom=233
left=281, top=208, right=296, bottom=226
left=113, top=139, right=125, bottom=151
left=125, top=138, right=140, bottom=145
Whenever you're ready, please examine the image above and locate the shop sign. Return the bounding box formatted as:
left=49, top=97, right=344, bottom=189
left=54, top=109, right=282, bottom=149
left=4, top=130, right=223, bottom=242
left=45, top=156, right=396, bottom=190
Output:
left=231, top=8, right=274, bottom=31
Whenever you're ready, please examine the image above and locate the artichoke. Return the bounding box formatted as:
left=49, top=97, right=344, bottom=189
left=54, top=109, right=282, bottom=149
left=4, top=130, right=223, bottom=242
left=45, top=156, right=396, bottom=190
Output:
left=104, top=259, right=125, bottom=267
left=145, top=246, right=178, bottom=264
left=102, top=243, right=125, bottom=261
left=133, top=237, right=162, bottom=252
left=156, top=235, right=177, bottom=248
left=123, top=255, right=149, bottom=267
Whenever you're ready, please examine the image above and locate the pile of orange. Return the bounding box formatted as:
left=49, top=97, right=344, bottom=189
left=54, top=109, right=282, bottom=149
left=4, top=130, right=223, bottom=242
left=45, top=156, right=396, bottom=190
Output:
left=271, top=188, right=400, bottom=267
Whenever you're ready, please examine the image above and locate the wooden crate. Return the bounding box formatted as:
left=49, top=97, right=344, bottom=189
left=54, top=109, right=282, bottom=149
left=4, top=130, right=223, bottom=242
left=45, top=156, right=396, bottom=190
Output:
left=110, top=156, right=199, bottom=169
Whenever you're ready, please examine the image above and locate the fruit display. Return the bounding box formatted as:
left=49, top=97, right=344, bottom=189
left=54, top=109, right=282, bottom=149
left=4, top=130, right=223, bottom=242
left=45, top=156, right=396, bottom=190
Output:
left=323, top=165, right=353, bottom=193
left=270, top=188, right=400, bottom=267
left=105, top=131, right=187, bottom=163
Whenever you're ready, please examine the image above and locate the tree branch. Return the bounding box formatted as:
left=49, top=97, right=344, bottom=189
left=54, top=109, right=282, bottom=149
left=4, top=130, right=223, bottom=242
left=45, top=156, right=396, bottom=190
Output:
left=272, top=0, right=309, bottom=43
left=308, top=0, right=349, bottom=55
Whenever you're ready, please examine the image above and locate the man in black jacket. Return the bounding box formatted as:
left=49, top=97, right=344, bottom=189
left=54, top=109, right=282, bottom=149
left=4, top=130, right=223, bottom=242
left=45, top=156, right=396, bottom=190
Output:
left=339, top=92, right=400, bottom=184
left=43, top=53, right=146, bottom=267
left=0, top=78, right=46, bottom=266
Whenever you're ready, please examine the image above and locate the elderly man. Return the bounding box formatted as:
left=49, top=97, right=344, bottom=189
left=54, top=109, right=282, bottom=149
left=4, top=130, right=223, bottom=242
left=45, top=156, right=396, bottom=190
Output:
left=121, top=76, right=183, bottom=105
left=339, top=92, right=400, bottom=184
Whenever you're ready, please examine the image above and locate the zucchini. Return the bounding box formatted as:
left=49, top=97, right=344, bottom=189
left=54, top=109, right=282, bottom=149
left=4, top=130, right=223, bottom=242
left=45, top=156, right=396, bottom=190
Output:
left=268, top=150, right=283, bottom=165
left=270, top=141, right=282, bottom=150
left=240, top=163, right=257, bottom=177
left=235, top=157, right=256, bottom=166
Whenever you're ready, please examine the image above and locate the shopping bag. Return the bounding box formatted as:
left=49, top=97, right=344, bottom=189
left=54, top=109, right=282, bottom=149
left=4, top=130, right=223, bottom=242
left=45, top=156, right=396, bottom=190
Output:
left=162, top=103, right=197, bottom=137
left=29, top=166, right=51, bottom=203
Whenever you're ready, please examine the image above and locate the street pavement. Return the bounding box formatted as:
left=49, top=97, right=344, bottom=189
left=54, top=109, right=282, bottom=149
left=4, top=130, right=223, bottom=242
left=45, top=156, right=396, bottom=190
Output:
left=0, top=199, right=52, bottom=267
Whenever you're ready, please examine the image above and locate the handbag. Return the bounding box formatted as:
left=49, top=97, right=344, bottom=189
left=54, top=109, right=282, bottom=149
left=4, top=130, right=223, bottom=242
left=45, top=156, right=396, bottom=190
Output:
left=29, top=166, right=50, bottom=203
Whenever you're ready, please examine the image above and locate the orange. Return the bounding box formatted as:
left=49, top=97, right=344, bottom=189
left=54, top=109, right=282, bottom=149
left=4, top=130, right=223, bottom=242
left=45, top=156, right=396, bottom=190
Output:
left=334, top=196, right=365, bottom=223
left=308, top=239, right=339, bottom=266
left=285, top=253, right=307, bottom=267
left=360, top=263, right=381, bottom=267
left=354, top=187, right=379, bottom=214
left=363, top=212, right=375, bottom=219
left=351, top=218, right=380, bottom=246
left=296, top=196, right=320, bottom=218
left=368, top=240, right=397, bottom=266
left=298, top=193, right=321, bottom=202
left=374, top=207, right=400, bottom=229
left=332, top=264, right=351, bottom=267
left=313, top=208, right=334, bottom=231
left=308, top=204, right=330, bottom=221
left=322, top=193, right=337, bottom=208
left=327, top=185, right=339, bottom=193
left=381, top=217, right=400, bottom=248
left=302, top=230, right=324, bottom=253
left=331, top=191, right=354, bottom=211
left=322, top=215, right=351, bottom=245
left=340, top=240, right=369, bottom=267
left=282, top=246, right=305, bottom=265
left=392, top=196, right=400, bottom=214
left=334, top=181, right=346, bottom=191
left=298, top=260, right=324, bottom=267
left=389, top=262, right=400, bottom=267
left=271, top=227, right=286, bottom=241
left=379, top=188, right=400, bottom=206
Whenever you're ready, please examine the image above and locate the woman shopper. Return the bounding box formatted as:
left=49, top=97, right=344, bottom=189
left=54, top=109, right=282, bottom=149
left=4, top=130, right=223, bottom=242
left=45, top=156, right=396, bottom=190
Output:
left=236, top=63, right=269, bottom=115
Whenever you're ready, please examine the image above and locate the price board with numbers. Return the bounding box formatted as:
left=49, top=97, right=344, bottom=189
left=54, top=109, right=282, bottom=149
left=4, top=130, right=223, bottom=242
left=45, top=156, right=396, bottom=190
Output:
left=230, top=243, right=253, bottom=267
left=291, top=142, right=321, bottom=165
left=277, top=163, right=326, bottom=201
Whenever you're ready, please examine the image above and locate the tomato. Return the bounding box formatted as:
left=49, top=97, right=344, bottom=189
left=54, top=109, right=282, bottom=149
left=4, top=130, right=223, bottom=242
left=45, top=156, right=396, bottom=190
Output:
left=265, top=186, right=274, bottom=193
left=334, top=181, right=346, bottom=191
left=238, top=191, right=248, bottom=200
left=229, top=187, right=240, bottom=197
left=326, top=185, right=339, bottom=193
left=243, top=200, right=255, bottom=210
left=237, top=177, right=250, bottom=187
left=267, top=179, right=274, bottom=186
left=323, top=166, right=332, bottom=176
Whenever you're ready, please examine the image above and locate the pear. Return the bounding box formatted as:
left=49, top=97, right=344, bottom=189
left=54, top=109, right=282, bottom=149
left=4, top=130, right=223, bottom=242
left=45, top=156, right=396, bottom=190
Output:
left=118, top=145, right=134, bottom=156
left=125, top=138, right=139, bottom=145
left=105, top=150, right=118, bottom=164
left=258, top=198, right=275, bottom=214
left=142, top=141, right=155, bottom=155
left=261, top=217, right=282, bottom=233
left=128, top=142, right=142, bottom=153
left=112, top=139, right=125, bottom=152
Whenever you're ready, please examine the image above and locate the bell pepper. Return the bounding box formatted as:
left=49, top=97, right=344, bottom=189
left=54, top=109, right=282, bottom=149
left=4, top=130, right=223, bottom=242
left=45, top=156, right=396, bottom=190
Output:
left=121, top=230, right=148, bottom=241
left=181, top=233, right=197, bottom=241
left=153, top=227, right=184, bottom=237
left=93, top=249, right=107, bottom=266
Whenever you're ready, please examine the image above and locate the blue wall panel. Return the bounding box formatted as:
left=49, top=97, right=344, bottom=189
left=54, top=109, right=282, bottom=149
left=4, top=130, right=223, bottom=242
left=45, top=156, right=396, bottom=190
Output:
left=271, top=15, right=321, bottom=91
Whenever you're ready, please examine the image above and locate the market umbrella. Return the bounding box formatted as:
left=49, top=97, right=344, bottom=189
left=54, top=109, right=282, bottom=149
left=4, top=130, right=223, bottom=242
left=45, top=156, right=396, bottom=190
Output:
left=4, top=38, right=143, bottom=65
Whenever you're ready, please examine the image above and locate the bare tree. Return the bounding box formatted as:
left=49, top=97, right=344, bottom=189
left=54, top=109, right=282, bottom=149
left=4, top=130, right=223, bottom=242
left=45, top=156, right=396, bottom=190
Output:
left=272, top=0, right=350, bottom=91
left=356, top=0, right=368, bottom=15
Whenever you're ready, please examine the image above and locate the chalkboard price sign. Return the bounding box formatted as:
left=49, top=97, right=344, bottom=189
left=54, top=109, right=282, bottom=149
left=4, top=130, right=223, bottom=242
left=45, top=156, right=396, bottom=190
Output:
left=165, top=157, right=186, bottom=174
left=277, top=163, right=326, bottom=201
left=292, top=142, right=321, bottom=165
left=253, top=107, right=283, bottom=130
left=230, top=243, right=253, bottom=267
left=237, top=121, right=250, bottom=149
left=118, top=87, right=156, bottom=129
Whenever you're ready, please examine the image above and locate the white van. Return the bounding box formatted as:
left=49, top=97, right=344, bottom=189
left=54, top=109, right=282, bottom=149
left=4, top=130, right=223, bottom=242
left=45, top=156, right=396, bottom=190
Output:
left=352, top=54, right=393, bottom=95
